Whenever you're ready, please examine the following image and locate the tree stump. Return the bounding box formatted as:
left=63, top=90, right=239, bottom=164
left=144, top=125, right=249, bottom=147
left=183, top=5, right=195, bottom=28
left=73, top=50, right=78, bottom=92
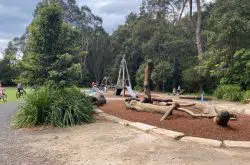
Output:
left=142, top=59, right=154, bottom=103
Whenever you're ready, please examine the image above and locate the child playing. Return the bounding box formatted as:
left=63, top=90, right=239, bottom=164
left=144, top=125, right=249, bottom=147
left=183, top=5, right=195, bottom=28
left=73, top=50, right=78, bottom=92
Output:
left=0, top=82, right=4, bottom=96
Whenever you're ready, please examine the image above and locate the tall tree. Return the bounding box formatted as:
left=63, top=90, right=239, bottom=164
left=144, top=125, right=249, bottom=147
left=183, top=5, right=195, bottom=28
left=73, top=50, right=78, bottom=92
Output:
left=196, top=0, right=203, bottom=61
left=20, top=2, right=80, bottom=86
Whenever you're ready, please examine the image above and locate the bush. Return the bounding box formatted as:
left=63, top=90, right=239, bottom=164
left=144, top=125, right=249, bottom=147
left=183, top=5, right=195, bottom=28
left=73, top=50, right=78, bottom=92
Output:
left=12, top=86, right=93, bottom=128
left=214, top=85, right=243, bottom=101
left=134, top=85, right=143, bottom=92
left=244, top=90, right=250, bottom=100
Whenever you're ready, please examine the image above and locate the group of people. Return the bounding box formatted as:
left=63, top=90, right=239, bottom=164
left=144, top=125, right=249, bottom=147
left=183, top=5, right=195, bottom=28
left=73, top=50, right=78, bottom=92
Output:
left=0, top=81, right=25, bottom=97
left=91, top=81, right=107, bottom=92
left=173, top=85, right=182, bottom=95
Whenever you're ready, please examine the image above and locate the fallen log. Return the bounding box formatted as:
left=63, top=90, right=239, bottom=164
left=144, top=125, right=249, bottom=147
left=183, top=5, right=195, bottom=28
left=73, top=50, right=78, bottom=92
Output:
left=129, top=100, right=169, bottom=113
left=125, top=97, right=141, bottom=102
left=179, top=95, right=213, bottom=100
left=166, top=102, right=196, bottom=107
left=151, top=98, right=173, bottom=103
left=177, top=107, right=216, bottom=118
left=161, top=102, right=179, bottom=121
left=125, top=100, right=236, bottom=126
left=153, top=101, right=168, bottom=106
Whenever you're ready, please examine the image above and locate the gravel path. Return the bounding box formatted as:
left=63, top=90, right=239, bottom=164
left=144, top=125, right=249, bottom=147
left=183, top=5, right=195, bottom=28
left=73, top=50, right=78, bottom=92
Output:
left=1, top=103, right=250, bottom=165
left=0, top=103, right=59, bottom=165
left=0, top=103, right=17, bottom=135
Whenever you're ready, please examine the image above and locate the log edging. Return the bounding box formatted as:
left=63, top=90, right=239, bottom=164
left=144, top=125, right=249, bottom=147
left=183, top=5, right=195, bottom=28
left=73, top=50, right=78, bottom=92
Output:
left=95, top=109, right=250, bottom=149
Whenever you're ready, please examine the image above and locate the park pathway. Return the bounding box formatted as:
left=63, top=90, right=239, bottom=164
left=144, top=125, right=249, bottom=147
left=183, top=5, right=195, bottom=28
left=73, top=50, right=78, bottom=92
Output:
left=0, top=103, right=58, bottom=165
left=0, top=103, right=250, bottom=165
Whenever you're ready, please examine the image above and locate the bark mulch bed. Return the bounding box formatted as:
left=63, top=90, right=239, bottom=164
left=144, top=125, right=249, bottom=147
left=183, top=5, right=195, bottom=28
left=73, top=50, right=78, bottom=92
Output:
left=99, top=100, right=250, bottom=141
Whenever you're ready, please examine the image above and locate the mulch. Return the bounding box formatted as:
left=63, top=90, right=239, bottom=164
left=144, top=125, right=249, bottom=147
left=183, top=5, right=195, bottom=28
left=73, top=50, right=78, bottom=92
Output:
left=99, top=100, right=250, bottom=141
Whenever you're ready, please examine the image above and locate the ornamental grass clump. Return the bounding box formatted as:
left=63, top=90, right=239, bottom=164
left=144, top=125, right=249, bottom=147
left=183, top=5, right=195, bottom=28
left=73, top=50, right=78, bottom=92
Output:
left=12, top=86, right=93, bottom=128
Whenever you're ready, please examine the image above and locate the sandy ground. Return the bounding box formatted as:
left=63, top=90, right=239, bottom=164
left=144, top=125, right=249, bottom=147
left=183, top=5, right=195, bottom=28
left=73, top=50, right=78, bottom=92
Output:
left=1, top=100, right=250, bottom=165
left=2, top=118, right=250, bottom=165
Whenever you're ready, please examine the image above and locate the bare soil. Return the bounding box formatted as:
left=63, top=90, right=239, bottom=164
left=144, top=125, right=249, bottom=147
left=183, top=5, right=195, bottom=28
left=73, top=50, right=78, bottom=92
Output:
left=99, top=100, right=250, bottom=141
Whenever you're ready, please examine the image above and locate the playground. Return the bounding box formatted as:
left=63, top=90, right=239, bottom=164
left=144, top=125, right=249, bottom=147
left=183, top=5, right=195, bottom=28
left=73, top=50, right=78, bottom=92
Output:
left=99, top=97, right=250, bottom=141
left=87, top=57, right=250, bottom=142
left=1, top=58, right=250, bottom=164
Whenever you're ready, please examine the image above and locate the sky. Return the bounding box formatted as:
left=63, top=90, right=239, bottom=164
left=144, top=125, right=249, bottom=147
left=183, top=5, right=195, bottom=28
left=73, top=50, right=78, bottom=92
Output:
left=0, top=0, right=141, bottom=58
left=0, top=0, right=213, bottom=58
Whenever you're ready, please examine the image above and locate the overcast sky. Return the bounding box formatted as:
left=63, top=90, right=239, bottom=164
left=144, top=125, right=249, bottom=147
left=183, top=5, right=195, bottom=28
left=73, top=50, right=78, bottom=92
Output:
left=0, top=0, right=213, bottom=58
left=0, top=0, right=141, bottom=58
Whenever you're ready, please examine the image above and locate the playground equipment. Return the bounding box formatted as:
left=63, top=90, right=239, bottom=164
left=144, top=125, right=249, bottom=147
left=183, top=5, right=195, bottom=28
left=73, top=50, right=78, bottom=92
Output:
left=114, top=56, right=137, bottom=98
left=124, top=59, right=236, bottom=127
left=99, top=76, right=115, bottom=91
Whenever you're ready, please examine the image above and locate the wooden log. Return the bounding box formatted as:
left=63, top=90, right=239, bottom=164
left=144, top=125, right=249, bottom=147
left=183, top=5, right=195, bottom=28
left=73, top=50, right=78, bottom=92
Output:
left=179, top=95, right=213, bottom=100
left=177, top=107, right=216, bottom=118
left=126, top=100, right=236, bottom=127
left=179, top=103, right=196, bottom=107
left=125, top=97, right=141, bottom=102
left=151, top=98, right=173, bottom=103
left=166, top=102, right=196, bottom=107
left=128, top=101, right=211, bottom=117
left=130, top=100, right=169, bottom=113
left=142, top=60, right=154, bottom=103
left=153, top=101, right=167, bottom=106
left=161, top=102, right=179, bottom=121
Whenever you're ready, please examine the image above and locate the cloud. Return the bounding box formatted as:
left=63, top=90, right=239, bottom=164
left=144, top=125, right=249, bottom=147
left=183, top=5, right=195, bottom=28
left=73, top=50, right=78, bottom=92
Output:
left=0, top=4, right=29, bottom=20
left=0, top=0, right=40, bottom=58
left=98, top=1, right=140, bottom=15
left=0, top=39, right=9, bottom=59
left=77, top=0, right=142, bottom=33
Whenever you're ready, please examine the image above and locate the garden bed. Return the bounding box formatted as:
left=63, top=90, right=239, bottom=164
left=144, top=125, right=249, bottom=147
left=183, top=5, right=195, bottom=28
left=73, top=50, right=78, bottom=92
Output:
left=99, top=100, right=250, bottom=141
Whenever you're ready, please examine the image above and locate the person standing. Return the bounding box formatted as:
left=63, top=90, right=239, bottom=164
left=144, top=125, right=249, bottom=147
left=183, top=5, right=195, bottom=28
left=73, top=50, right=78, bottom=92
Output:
left=0, top=82, right=4, bottom=96
left=177, top=85, right=181, bottom=95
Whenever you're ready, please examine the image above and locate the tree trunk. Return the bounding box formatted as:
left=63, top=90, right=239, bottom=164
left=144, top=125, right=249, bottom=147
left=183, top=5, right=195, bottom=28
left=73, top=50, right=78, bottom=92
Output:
left=189, top=0, right=193, bottom=20
left=178, top=0, right=188, bottom=22
left=142, top=60, right=154, bottom=103
left=196, top=0, right=203, bottom=61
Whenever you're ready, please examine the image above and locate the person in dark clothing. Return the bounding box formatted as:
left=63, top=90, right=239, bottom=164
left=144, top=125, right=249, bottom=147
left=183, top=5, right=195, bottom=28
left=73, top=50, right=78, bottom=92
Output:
left=17, top=83, right=25, bottom=94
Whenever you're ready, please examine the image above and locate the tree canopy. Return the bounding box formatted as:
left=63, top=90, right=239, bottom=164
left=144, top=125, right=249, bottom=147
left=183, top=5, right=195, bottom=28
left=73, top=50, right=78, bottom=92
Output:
left=0, top=0, right=249, bottom=93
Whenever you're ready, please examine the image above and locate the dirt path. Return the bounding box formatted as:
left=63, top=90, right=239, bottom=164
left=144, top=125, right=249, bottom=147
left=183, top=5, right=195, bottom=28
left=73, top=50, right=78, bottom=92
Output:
left=1, top=103, right=250, bottom=165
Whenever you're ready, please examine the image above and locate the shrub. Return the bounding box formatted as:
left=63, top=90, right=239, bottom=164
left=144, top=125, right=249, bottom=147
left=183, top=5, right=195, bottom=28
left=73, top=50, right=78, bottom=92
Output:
left=214, top=85, right=243, bottom=101
left=244, top=90, right=250, bottom=100
left=12, top=86, right=93, bottom=128
left=134, top=85, right=143, bottom=92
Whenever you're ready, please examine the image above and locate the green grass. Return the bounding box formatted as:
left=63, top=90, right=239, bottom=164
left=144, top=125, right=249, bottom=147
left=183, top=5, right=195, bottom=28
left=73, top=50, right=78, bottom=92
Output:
left=0, top=87, right=32, bottom=104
